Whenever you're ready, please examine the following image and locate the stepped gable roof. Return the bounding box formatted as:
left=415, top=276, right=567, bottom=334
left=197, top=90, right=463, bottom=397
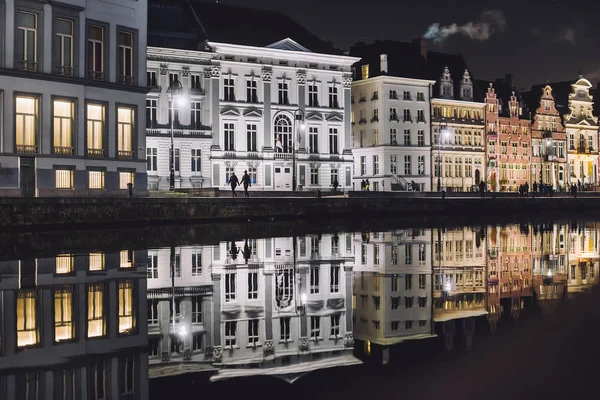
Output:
left=521, top=80, right=576, bottom=123
left=475, top=78, right=531, bottom=120
left=148, top=0, right=342, bottom=55
left=349, top=39, right=486, bottom=102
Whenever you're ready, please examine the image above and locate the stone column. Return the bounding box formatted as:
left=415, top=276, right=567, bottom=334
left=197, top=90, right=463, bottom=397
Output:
left=344, top=265, right=353, bottom=333
left=211, top=274, right=222, bottom=362
left=77, top=283, right=86, bottom=342
left=202, top=295, right=212, bottom=349
left=296, top=70, right=306, bottom=151
left=203, top=69, right=212, bottom=128
left=158, top=300, right=171, bottom=361
left=262, top=67, right=273, bottom=151
left=110, top=357, right=119, bottom=400
left=159, top=64, right=169, bottom=125
left=264, top=270, right=273, bottom=341
left=41, top=288, right=53, bottom=347
left=211, top=64, right=221, bottom=150
left=342, top=74, right=353, bottom=155
left=3, top=290, right=16, bottom=356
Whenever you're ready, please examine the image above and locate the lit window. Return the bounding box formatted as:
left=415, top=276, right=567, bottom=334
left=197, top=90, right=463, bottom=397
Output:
left=15, top=96, right=38, bottom=153
left=53, top=100, right=74, bottom=155
left=17, top=289, right=39, bottom=347
left=225, top=321, right=237, bottom=347
left=54, top=285, right=74, bottom=342
left=55, top=169, right=73, bottom=189
left=89, top=252, right=105, bottom=271
left=118, top=280, right=135, bottom=334
left=87, top=104, right=104, bottom=157
left=56, top=254, right=74, bottom=274
left=87, top=284, right=105, bottom=338
left=88, top=170, right=104, bottom=190
left=117, top=107, right=134, bottom=158
left=361, top=64, right=369, bottom=80
left=120, top=250, right=134, bottom=268
left=119, top=172, right=134, bottom=189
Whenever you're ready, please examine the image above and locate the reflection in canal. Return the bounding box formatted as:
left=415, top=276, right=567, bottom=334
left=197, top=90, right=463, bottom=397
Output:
left=0, top=222, right=599, bottom=397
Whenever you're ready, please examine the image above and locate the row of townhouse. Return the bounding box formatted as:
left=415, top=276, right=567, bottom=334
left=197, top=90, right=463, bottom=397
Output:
left=1, top=0, right=598, bottom=196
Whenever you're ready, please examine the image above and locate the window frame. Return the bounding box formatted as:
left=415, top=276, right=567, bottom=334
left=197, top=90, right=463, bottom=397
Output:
left=14, top=2, right=44, bottom=71
left=54, top=166, right=74, bottom=190
left=52, top=5, right=80, bottom=77
left=51, top=95, right=77, bottom=156
left=85, top=100, right=108, bottom=158
left=116, top=26, right=138, bottom=85
left=87, top=167, right=106, bottom=190
left=14, top=92, right=40, bottom=154
left=86, top=20, right=109, bottom=81
left=115, top=103, right=137, bottom=159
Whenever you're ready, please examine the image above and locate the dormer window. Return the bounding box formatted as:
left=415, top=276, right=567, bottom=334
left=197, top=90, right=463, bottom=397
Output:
left=361, top=64, right=369, bottom=80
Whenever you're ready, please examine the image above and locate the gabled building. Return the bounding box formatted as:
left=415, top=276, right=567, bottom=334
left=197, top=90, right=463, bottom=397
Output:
left=564, top=77, right=599, bottom=187
left=483, top=83, right=532, bottom=192
left=146, top=0, right=359, bottom=191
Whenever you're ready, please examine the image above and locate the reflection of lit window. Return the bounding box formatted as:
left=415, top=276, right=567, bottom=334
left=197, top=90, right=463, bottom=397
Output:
left=310, top=316, right=321, bottom=339
left=225, top=321, right=237, bottom=347
left=89, top=360, right=106, bottom=400
left=248, top=319, right=259, bottom=345
left=225, top=273, right=236, bottom=302
left=118, top=280, right=135, bottom=334
left=54, top=285, right=74, bottom=342
left=17, top=372, right=42, bottom=399
left=89, top=253, right=105, bottom=271
left=56, top=254, right=74, bottom=274
left=120, top=250, right=134, bottom=268
left=87, top=284, right=105, bottom=338
left=17, top=289, right=39, bottom=347
left=119, top=355, right=135, bottom=396
left=330, top=314, right=340, bottom=337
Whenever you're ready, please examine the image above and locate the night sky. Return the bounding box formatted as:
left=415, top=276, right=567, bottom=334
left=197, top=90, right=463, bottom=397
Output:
left=221, top=0, right=600, bottom=89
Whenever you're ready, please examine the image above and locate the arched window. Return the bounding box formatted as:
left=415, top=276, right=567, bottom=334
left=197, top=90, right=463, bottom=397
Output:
left=274, top=115, right=292, bottom=153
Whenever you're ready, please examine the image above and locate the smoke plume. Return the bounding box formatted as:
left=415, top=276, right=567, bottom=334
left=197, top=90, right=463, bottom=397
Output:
left=423, top=10, right=507, bottom=44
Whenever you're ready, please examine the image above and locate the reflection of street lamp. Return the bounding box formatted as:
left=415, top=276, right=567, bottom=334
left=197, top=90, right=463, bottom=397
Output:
left=168, top=78, right=185, bottom=190
left=437, top=121, right=449, bottom=192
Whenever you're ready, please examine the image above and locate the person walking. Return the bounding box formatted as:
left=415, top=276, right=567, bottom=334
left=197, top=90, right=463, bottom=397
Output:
left=479, top=180, right=485, bottom=198
left=240, top=170, right=251, bottom=198
left=229, top=172, right=239, bottom=198
left=365, top=179, right=370, bottom=191
left=361, top=180, right=365, bottom=191
left=332, top=178, right=339, bottom=192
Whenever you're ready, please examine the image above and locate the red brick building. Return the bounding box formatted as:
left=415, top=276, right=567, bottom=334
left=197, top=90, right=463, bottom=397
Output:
left=485, top=84, right=532, bottom=192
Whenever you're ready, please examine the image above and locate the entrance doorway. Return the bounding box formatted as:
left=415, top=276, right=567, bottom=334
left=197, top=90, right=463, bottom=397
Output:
left=274, top=166, right=291, bottom=190
left=20, top=157, right=35, bottom=197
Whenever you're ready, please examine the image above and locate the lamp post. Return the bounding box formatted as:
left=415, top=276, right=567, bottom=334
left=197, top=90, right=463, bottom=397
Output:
left=437, top=121, right=448, bottom=192
left=168, top=78, right=184, bottom=191
left=273, top=109, right=306, bottom=191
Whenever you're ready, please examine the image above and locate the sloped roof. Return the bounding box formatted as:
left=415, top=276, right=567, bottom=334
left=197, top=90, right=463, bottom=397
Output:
left=349, top=39, right=486, bottom=102
left=475, top=78, right=532, bottom=119
left=148, top=0, right=343, bottom=55
left=521, top=80, right=576, bottom=122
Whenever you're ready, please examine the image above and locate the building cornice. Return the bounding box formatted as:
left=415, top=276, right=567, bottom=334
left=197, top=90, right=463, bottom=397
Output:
left=352, top=76, right=436, bottom=87
left=432, top=98, right=485, bottom=108
left=208, top=42, right=361, bottom=67
left=147, top=47, right=215, bottom=65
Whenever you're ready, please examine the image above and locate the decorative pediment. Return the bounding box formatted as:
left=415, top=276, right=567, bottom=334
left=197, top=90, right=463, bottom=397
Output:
left=243, top=107, right=263, bottom=117
left=325, top=112, right=344, bottom=122
left=266, top=38, right=311, bottom=52
left=221, top=106, right=240, bottom=116
left=306, top=111, right=323, bottom=121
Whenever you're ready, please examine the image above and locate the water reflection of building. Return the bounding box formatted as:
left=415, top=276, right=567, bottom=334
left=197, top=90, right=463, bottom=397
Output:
left=0, top=250, right=149, bottom=399
left=567, top=223, right=600, bottom=294
left=147, top=234, right=358, bottom=381
left=433, top=227, right=487, bottom=350
left=532, top=224, right=568, bottom=315
left=353, top=230, right=434, bottom=363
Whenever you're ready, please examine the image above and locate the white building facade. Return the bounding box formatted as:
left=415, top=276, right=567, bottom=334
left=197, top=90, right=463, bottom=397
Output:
left=351, top=72, right=435, bottom=191
left=0, top=0, right=148, bottom=196
left=145, top=39, right=359, bottom=192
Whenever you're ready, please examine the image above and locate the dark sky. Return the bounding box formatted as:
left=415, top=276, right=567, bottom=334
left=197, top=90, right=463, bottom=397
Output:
left=220, top=0, right=600, bottom=89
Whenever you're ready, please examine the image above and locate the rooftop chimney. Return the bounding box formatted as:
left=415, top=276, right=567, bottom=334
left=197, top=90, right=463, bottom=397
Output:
left=380, top=54, right=388, bottom=74
left=412, top=38, right=427, bottom=60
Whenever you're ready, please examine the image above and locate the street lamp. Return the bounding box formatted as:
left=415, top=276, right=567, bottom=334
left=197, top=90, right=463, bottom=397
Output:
left=437, top=121, right=449, bottom=192
left=168, top=78, right=184, bottom=191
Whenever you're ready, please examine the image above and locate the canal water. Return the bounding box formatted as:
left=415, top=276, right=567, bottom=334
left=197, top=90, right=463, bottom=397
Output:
left=1, top=220, right=599, bottom=399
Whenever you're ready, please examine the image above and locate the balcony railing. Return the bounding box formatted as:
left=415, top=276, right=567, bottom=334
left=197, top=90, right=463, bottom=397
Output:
left=16, top=144, right=37, bottom=154
left=146, top=129, right=162, bottom=136
left=54, top=146, right=74, bottom=156
left=89, top=70, right=105, bottom=81
left=87, top=148, right=105, bottom=158
left=359, top=97, right=367, bottom=103
left=118, top=150, right=135, bottom=159
left=417, top=117, right=426, bottom=123
left=274, top=153, right=293, bottom=160
left=224, top=152, right=237, bottom=159
left=54, top=65, right=75, bottom=76
left=119, top=75, right=134, bottom=85
left=17, top=60, right=38, bottom=72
